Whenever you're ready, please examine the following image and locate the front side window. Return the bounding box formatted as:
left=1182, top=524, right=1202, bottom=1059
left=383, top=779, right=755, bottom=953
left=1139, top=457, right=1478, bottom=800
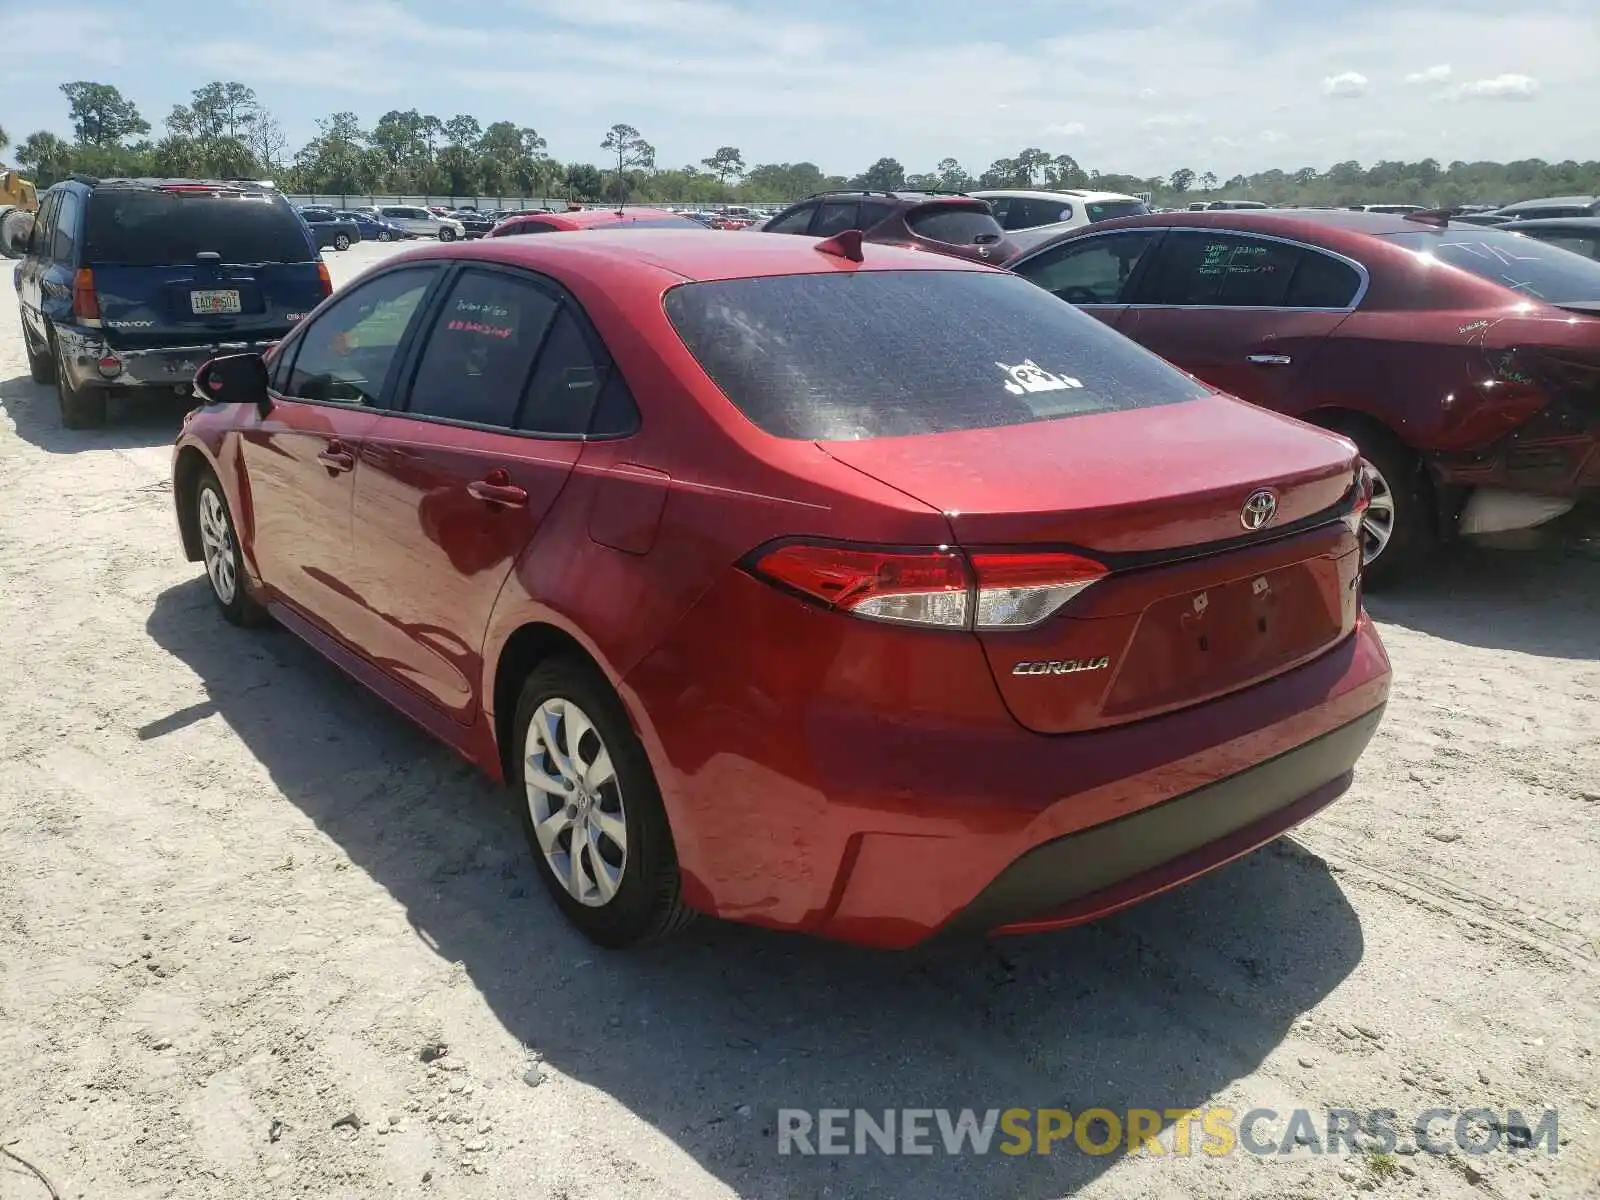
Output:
left=283, top=267, right=439, bottom=405
left=495, top=220, right=559, bottom=236
left=1010, top=197, right=1074, bottom=229
left=28, top=193, right=61, bottom=256
left=1013, top=230, right=1158, bottom=303
left=405, top=270, right=559, bottom=428
left=663, top=269, right=1208, bottom=441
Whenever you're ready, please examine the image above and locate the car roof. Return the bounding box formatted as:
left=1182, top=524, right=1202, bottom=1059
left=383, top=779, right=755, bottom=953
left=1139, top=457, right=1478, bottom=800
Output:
left=63, top=176, right=281, bottom=194
left=1496, top=195, right=1598, bottom=211
left=1501, top=216, right=1600, bottom=232
left=500, top=207, right=694, bottom=229
left=1012, top=207, right=1497, bottom=261
left=388, top=226, right=993, bottom=284
left=972, top=188, right=1139, bottom=204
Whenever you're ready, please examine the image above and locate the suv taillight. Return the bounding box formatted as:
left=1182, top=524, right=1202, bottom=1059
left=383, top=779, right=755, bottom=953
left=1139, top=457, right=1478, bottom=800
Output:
left=72, top=268, right=100, bottom=322
left=746, top=541, right=1106, bottom=631
left=316, top=261, right=333, bottom=296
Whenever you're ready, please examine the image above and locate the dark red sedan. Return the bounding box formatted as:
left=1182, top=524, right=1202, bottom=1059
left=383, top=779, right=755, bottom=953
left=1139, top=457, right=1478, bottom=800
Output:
left=1006, top=211, right=1600, bottom=584
left=173, top=230, right=1391, bottom=949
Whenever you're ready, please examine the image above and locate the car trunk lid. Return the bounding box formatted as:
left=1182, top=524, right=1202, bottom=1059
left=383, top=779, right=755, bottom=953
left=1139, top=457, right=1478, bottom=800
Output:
left=819, top=394, right=1365, bottom=732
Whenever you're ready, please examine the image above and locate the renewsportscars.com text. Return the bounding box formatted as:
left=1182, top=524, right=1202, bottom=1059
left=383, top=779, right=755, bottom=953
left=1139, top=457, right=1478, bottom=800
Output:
left=776, top=1107, right=1559, bottom=1157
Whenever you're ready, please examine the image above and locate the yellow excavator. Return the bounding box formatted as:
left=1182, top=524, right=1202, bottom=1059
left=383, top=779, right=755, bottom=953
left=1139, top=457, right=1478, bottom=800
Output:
left=0, top=169, right=40, bottom=259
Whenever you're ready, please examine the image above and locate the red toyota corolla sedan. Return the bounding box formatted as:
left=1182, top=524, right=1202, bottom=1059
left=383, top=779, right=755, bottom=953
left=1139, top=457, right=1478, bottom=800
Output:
left=172, top=229, right=1392, bottom=950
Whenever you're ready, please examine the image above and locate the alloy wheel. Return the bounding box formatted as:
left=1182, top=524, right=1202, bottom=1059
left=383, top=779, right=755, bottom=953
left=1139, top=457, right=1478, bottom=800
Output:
left=198, top=485, right=238, bottom=605
left=1359, top=459, right=1397, bottom=566
left=523, top=697, right=627, bottom=907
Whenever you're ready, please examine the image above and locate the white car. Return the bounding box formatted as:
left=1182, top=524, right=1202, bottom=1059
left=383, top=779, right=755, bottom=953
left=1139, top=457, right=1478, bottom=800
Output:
left=373, top=205, right=465, bottom=241
left=971, top=188, right=1151, bottom=253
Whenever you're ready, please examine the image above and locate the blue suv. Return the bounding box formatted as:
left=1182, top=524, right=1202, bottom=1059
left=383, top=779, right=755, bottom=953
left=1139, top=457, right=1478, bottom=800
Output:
left=11, top=177, right=332, bottom=428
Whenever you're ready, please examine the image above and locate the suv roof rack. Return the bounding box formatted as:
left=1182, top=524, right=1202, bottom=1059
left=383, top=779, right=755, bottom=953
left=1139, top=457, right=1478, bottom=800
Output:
left=1402, top=208, right=1454, bottom=227
left=801, top=188, right=972, bottom=202
left=67, top=173, right=102, bottom=187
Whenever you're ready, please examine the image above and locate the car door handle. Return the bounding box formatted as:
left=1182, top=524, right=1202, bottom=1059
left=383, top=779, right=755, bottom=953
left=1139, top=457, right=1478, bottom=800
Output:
left=317, top=446, right=356, bottom=472
left=468, top=479, right=529, bottom=508
left=1246, top=353, right=1293, bottom=366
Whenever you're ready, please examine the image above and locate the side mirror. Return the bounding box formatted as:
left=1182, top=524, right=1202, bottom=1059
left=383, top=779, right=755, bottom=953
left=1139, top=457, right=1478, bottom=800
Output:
left=194, top=353, right=271, bottom=416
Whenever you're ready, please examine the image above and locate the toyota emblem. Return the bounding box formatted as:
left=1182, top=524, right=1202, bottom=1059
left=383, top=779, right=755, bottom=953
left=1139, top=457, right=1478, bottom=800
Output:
left=1241, top=489, right=1278, bottom=531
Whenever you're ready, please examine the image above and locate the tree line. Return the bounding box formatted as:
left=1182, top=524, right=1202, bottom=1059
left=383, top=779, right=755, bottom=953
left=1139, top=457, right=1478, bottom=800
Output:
left=5, top=81, right=1599, bottom=209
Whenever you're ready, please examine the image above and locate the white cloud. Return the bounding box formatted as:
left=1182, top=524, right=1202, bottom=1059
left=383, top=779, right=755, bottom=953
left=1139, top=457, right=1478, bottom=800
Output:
left=1137, top=87, right=1160, bottom=100
left=1044, top=121, right=1087, bottom=137
left=1141, top=113, right=1207, bottom=130
left=1259, top=130, right=1289, bottom=144
left=1404, top=64, right=1452, bottom=85
left=1322, top=71, right=1369, bottom=98
left=1454, top=73, right=1541, bottom=100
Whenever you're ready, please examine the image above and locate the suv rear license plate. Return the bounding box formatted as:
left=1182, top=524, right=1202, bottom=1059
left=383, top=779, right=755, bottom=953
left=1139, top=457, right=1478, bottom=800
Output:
left=190, top=290, right=241, bottom=315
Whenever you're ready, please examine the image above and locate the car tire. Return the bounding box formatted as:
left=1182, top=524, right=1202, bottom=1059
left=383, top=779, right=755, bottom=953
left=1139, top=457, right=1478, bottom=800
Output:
left=334, top=233, right=350, bottom=251
left=194, top=467, right=268, bottom=627
left=438, top=227, right=456, bottom=242
left=512, top=658, right=696, bottom=949
left=378, top=230, right=392, bottom=242
left=52, top=335, right=107, bottom=429
left=24, top=322, right=55, bottom=384
left=1328, top=420, right=1435, bottom=590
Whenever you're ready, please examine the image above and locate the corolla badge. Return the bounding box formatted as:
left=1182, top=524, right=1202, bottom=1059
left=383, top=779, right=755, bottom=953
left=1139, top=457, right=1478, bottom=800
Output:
left=1011, top=656, right=1111, bottom=676
left=997, top=359, right=1083, bottom=396
left=1240, top=489, right=1279, bottom=531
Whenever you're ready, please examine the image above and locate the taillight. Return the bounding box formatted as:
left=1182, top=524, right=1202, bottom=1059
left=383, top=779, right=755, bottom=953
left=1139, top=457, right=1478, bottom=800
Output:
left=746, top=541, right=1106, bottom=631
left=72, top=268, right=100, bottom=322
left=317, top=261, right=333, bottom=296
left=968, top=551, right=1107, bottom=629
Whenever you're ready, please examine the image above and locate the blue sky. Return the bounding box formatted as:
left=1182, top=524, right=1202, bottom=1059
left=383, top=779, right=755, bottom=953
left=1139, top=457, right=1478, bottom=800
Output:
left=5, top=0, right=1597, bottom=178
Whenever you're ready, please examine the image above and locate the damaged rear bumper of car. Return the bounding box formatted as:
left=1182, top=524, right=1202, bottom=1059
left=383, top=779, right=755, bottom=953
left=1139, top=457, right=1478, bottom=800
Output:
left=57, top=326, right=284, bottom=392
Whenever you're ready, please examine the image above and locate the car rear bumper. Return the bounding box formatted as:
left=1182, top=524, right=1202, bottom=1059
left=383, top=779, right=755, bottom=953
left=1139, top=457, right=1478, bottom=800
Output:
left=936, top=704, right=1383, bottom=938
left=624, top=570, right=1392, bottom=949
left=57, top=325, right=285, bottom=391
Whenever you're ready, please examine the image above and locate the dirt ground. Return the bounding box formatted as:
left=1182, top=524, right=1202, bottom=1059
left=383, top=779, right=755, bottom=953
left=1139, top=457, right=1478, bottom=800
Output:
left=1, top=241, right=1596, bottom=1200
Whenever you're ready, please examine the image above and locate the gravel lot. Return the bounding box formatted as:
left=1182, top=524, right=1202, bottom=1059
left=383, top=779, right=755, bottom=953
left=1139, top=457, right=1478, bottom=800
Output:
left=1, top=240, right=1596, bottom=1200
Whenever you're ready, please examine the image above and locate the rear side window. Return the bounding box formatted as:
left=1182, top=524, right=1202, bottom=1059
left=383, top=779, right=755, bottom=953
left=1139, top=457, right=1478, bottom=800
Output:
left=1085, top=199, right=1149, bottom=223
left=1005, top=197, right=1075, bottom=230
left=812, top=202, right=860, bottom=237
left=84, top=190, right=313, bottom=266
left=663, top=270, right=1208, bottom=440
left=496, top=220, right=559, bottom=236
left=52, top=191, right=82, bottom=261
left=907, top=204, right=1004, bottom=246
left=405, top=270, right=559, bottom=427
left=1284, top=251, right=1363, bottom=307
left=765, top=206, right=815, bottom=234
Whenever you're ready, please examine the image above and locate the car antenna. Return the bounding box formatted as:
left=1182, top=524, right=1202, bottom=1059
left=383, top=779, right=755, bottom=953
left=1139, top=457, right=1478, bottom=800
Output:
left=814, top=229, right=865, bottom=263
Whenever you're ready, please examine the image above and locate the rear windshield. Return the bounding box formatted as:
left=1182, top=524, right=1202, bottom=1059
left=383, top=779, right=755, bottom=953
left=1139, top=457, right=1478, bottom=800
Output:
left=1086, top=200, right=1150, bottom=222
left=907, top=205, right=1005, bottom=246
left=85, top=190, right=313, bottom=266
left=663, top=270, right=1208, bottom=440
left=1386, top=228, right=1600, bottom=304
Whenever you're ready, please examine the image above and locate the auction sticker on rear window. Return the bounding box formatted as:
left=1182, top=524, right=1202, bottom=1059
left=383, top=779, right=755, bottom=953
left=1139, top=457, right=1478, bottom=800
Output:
left=997, top=359, right=1083, bottom=396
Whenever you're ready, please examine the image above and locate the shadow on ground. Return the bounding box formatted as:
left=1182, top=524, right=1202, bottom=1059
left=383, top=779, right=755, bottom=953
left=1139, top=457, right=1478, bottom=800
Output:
left=1365, top=542, right=1599, bottom=660
left=147, top=578, right=1364, bottom=1200
left=0, top=372, right=194, bottom=454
